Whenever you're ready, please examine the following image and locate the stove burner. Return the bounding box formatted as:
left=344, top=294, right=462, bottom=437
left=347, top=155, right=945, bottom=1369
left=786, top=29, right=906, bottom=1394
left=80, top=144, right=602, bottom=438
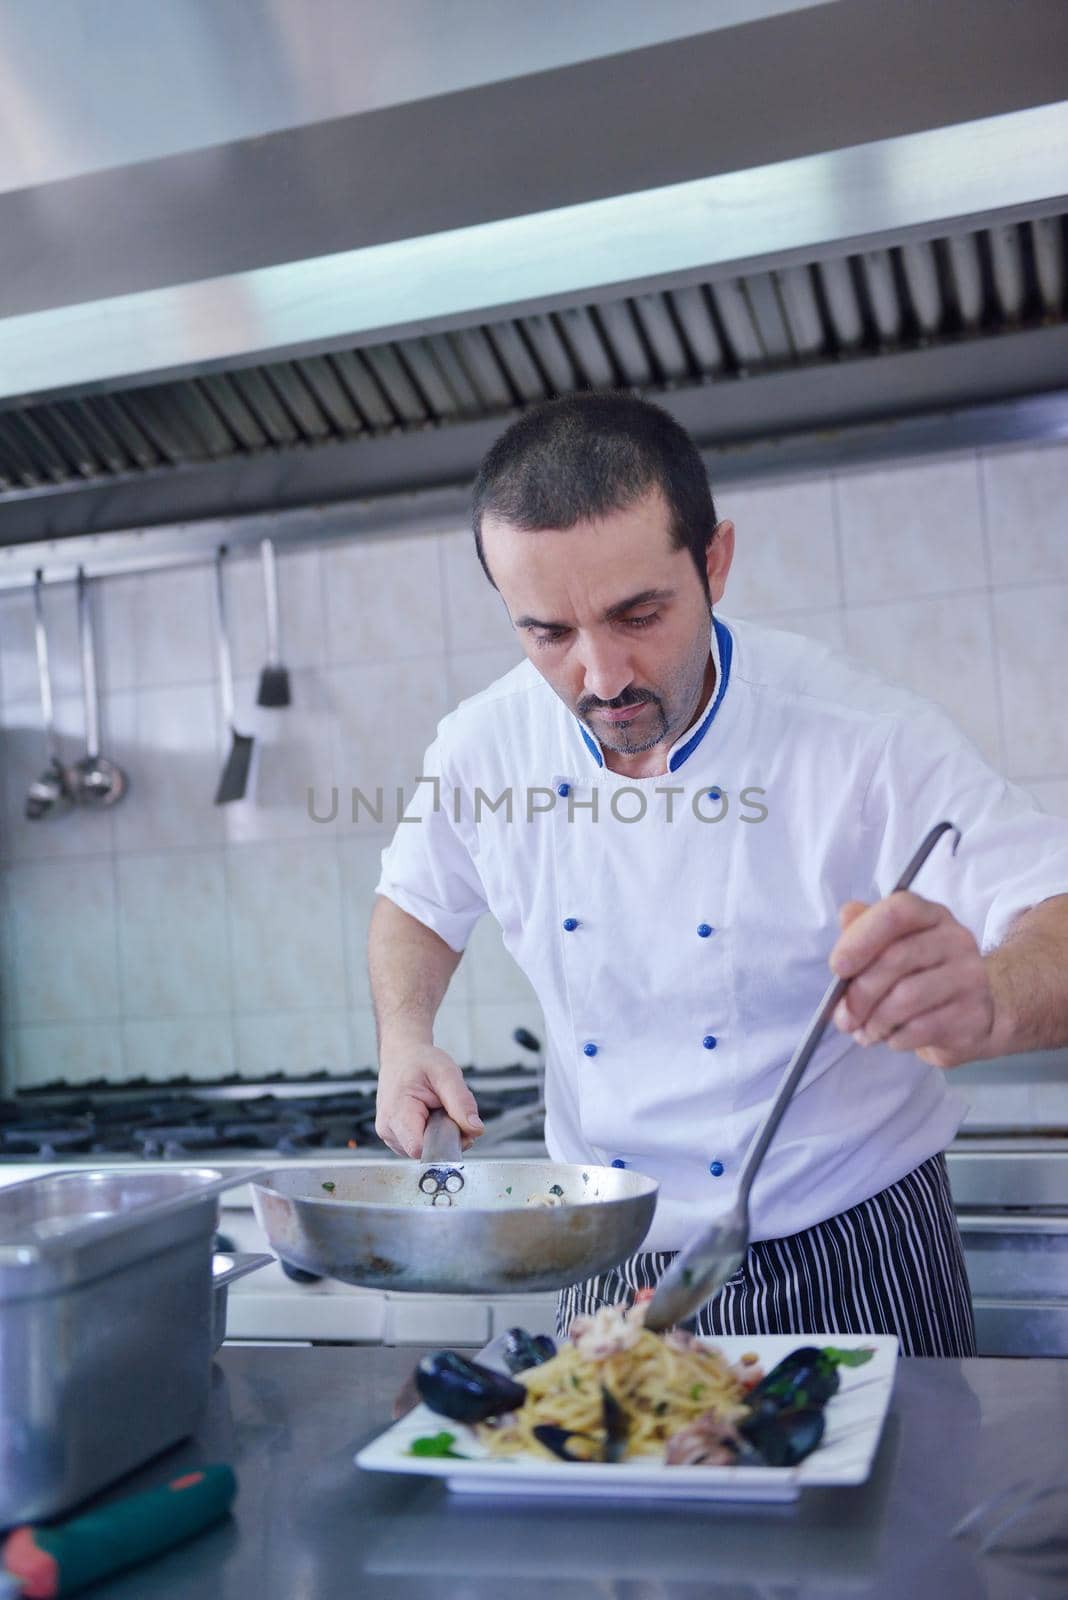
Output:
left=1, top=1067, right=544, bottom=1162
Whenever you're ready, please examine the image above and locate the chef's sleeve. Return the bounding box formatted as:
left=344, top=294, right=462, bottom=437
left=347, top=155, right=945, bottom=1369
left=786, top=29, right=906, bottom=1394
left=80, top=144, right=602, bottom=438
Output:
left=374, top=736, right=488, bottom=953
left=863, top=706, right=1068, bottom=952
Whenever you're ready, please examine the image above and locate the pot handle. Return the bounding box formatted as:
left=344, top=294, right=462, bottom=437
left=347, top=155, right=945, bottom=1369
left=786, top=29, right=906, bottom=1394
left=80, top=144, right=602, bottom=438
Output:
left=213, top=1251, right=274, bottom=1290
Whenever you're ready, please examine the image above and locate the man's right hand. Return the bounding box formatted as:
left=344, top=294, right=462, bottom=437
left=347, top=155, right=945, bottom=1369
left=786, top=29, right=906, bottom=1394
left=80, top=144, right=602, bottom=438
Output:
left=374, top=1043, right=484, bottom=1158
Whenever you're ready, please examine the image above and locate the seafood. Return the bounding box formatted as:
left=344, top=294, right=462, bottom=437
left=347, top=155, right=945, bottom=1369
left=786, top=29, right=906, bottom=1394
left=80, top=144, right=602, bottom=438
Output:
left=415, top=1351, right=527, bottom=1424
left=501, top=1328, right=557, bottom=1375
left=532, top=1386, right=629, bottom=1463
left=738, top=1405, right=826, bottom=1467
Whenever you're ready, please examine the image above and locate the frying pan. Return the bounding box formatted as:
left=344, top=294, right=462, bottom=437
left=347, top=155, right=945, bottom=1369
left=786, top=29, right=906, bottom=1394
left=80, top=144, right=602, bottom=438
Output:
left=250, top=1112, right=658, bottom=1295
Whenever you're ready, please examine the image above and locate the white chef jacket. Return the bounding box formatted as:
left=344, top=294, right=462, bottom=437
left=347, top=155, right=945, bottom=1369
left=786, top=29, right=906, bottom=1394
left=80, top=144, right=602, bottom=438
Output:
left=376, top=614, right=1068, bottom=1252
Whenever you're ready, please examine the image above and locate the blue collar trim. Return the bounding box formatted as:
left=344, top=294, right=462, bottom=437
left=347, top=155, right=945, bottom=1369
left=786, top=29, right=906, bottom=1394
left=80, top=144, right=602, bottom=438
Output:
left=572, top=616, right=733, bottom=773
left=667, top=615, right=733, bottom=772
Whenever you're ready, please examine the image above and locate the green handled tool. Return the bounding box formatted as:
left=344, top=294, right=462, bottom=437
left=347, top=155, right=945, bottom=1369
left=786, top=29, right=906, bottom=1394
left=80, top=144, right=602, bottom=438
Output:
left=1, top=1463, right=236, bottom=1597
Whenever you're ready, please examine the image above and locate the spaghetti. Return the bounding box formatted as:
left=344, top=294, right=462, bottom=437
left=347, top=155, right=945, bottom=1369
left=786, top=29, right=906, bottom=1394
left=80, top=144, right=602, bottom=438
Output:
left=477, top=1305, right=753, bottom=1463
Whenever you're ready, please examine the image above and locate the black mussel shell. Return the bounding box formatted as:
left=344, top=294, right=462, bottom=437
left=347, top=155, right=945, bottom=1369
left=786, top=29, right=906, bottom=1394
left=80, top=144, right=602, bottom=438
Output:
left=746, top=1348, right=839, bottom=1414
left=738, top=1405, right=826, bottom=1467
left=532, top=1387, right=629, bottom=1464
left=502, top=1327, right=557, bottom=1375
left=415, top=1350, right=527, bottom=1424
left=532, top=1424, right=601, bottom=1462
left=601, top=1385, right=629, bottom=1463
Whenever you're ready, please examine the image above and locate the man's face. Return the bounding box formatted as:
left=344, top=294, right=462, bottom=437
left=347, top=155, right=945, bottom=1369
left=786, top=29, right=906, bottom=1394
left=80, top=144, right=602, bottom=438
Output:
left=480, top=488, right=734, bottom=765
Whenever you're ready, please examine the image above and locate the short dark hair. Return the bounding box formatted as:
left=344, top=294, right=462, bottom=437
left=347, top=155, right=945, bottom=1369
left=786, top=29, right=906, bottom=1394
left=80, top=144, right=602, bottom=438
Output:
left=471, top=392, right=718, bottom=593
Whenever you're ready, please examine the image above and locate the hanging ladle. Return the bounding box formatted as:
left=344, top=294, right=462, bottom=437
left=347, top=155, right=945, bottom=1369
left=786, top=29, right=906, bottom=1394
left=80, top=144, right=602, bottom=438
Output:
left=25, top=570, right=74, bottom=821
left=69, top=567, right=127, bottom=808
left=644, top=820, right=962, bottom=1331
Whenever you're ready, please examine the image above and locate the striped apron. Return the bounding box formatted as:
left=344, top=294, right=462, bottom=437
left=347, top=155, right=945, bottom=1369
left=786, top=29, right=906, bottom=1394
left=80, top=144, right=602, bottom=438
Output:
left=557, top=1153, right=976, bottom=1357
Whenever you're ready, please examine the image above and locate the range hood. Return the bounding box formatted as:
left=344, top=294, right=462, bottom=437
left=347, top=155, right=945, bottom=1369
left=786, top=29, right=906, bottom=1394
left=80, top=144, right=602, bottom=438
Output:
left=1, top=0, right=1066, bottom=569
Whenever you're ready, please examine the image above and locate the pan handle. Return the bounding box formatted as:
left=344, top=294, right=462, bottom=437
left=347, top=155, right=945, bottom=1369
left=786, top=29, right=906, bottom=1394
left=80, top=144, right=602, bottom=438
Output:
left=420, top=1110, right=463, bottom=1164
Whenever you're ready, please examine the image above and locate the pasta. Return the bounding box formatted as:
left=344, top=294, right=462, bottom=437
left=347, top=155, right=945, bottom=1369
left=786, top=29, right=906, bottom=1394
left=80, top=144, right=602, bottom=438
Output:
left=477, top=1305, right=753, bottom=1462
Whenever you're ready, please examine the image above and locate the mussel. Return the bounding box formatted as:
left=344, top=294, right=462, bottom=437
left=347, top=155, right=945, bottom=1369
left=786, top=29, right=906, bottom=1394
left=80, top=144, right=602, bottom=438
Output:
left=745, top=1347, right=841, bottom=1415
left=533, top=1385, right=629, bottom=1464
left=738, top=1405, right=825, bottom=1467
left=415, top=1350, right=527, bottom=1424
left=502, top=1327, right=557, bottom=1375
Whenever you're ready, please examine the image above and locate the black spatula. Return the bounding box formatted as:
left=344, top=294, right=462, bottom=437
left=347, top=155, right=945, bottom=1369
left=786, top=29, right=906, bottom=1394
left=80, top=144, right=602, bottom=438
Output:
left=213, top=546, right=255, bottom=804
left=256, top=537, right=291, bottom=708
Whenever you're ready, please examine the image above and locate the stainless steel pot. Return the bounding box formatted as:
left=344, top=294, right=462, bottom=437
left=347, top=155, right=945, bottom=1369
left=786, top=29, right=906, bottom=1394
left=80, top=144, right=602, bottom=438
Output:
left=0, top=1167, right=256, bottom=1527
left=212, top=1251, right=273, bottom=1350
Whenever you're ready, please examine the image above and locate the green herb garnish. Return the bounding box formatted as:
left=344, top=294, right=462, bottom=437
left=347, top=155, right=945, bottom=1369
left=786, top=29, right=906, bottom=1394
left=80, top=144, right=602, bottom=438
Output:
left=823, top=1346, right=875, bottom=1368
left=321, top=1181, right=336, bottom=1193
left=689, top=1384, right=705, bottom=1401
left=549, top=1184, right=564, bottom=1197
left=408, top=1431, right=469, bottom=1459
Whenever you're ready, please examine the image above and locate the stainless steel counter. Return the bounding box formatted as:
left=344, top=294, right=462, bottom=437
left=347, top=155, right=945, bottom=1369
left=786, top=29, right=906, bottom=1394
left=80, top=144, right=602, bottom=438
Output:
left=65, top=1345, right=1067, bottom=1599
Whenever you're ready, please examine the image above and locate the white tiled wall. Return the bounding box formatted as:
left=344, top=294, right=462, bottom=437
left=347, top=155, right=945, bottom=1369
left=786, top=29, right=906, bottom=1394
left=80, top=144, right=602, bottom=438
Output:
left=1, top=438, right=1066, bottom=1120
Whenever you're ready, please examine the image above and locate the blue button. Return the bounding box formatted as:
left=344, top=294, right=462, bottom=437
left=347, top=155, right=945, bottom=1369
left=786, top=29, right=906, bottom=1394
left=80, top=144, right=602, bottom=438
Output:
left=557, top=782, right=571, bottom=797
left=697, top=923, right=714, bottom=938
left=583, top=1041, right=598, bottom=1057
left=611, top=1158, right=626, bottom=1169
left=709, top=1160, right=725, bottom=1177
left=562, top=917, right=579, bottom=932
left=702, top=1035, right=718, bottom=1050
left=707, top=788, right=722, bottom=800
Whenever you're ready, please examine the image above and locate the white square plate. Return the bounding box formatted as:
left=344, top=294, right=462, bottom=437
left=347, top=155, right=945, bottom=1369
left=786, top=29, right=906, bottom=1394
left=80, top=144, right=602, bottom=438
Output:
left=357, top=1332, right=899, bottom=1502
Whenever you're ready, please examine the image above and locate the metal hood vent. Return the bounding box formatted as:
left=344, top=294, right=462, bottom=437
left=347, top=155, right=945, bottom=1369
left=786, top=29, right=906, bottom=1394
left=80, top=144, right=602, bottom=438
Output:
left=1, top=0, right=1067, bottom=560
left=1, top=216, right=1066, bottom=499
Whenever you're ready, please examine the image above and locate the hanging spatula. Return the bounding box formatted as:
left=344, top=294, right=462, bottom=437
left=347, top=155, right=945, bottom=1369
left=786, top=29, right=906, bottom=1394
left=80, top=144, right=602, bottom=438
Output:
left=256, top=537, right=291, bottom=708
left=213, top=546, right=255, bottom=804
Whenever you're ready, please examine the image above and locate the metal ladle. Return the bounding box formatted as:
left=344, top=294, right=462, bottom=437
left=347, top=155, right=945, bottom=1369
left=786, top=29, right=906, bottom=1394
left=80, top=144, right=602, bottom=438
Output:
left=644, top=820, right=962, bottom=1331
left=69, top=567, right=127, bottom=808
left=24, top=570, right=74, bottom=821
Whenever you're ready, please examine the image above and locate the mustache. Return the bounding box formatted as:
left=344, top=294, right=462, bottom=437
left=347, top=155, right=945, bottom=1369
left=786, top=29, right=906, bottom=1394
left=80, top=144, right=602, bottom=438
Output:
left=578, top=689, right=658, bottom=714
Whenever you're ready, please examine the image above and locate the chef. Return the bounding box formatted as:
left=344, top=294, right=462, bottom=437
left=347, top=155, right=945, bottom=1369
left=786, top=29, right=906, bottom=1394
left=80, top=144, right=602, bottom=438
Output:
left=370, top=392, right=1068, bottom=1356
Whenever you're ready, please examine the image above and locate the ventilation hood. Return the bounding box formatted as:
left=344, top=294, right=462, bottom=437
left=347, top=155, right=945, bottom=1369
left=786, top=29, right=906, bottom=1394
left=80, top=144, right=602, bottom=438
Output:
left=0, top=0, right=1066, bottom=569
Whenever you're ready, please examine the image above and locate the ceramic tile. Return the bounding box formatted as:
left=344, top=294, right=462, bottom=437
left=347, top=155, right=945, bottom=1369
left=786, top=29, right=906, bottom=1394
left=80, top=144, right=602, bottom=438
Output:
left=993, top=584, right=1068, bottom=777
left=223, top=669, right=341, bottom=844
left=109, top=683, right=226, bottom=850
left=116, top=851, right=230, bottom=1016
left=227, top=838, right=347, bottom=1012
left=13, top=1022, right=124, bottom=1088
left=236, top=1009, right=351, bottom=1078
left=719, top=477, right=839, bottom=616
left=0, top=580, right=82, bottom=711
left=440, top=529, right=520, bottom=654
left=121, top=1016, right=236, bottom=1082
left=349, top=1006, right=380, bottom=1067
left=981, top=441, right=1068, bottom=587
left=470, top=1000, right=547, bottom=1067
left=844, top=593, right=1001, bottom=766
left=7, top=857, right=119, bottom=1022
left=340, top=834, right=395, bottom=1009
left=102, top=563, right=216, bottom=688
left=323, top=532, right=446, bottom=664
left=836, top=456, right=985, bottom=606
left=1, top=693, right=117, bottom=861
left=226, top=544, right=327, bottom=679
left=448, top=647, right=525, bottom=708
left=464, top=914, right=539, bottom=1006
left=331, top=656, right=450, bottom=829
left=744, top=609, right=847, bottom=653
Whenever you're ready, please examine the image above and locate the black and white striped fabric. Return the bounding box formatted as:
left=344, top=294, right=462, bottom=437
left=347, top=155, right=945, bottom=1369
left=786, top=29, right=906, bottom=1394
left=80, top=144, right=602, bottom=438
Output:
left=557, top=1153, right=976, bottom=1357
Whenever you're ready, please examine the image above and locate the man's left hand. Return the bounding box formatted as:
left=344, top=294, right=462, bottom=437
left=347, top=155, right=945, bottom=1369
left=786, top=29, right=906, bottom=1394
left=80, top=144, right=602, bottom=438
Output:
left=829, top=891, right=996, bottom=1069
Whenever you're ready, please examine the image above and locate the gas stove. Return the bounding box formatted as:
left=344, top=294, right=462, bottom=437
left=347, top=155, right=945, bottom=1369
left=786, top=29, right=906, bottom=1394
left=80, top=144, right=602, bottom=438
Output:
left=0, top=1063, right=544, bottom=1164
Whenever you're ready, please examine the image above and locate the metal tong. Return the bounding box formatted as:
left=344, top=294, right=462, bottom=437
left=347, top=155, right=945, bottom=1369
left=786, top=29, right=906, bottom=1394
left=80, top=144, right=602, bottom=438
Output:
left=644, top=820, right=962, bottom=1331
